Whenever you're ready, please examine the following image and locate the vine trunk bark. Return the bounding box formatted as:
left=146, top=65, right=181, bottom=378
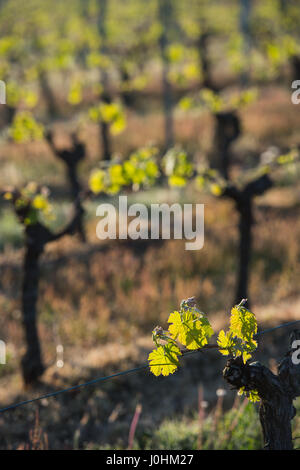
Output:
left=21, top=244, right=44, bottom=385
left=223, top=330, right=300, bottom=449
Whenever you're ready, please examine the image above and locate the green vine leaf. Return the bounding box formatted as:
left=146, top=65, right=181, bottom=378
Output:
left=148, top=298, right=262, bottom=407
left=168, top=306, right=214, bottom=350
left=230, top=303, right=258, bottom=346
left=217, top=301, right=258, bottom=363
left=148, top=343, right=181, bottom=377
left=217, top=330, right=235, bottom=356
left=238, top=387, right=260, bottom=403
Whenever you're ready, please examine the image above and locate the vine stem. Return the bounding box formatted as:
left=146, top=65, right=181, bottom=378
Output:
left=181, top=344, right=219, bottom=356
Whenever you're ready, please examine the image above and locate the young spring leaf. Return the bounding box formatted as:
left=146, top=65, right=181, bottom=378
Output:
left=89, top=169, right=107, bottom=194
left=238, top=387, right=260, bottom=403
left=162, top=148, right=193, bottom=188
left=217, top=302, right=258, bottom=363
left=10, top=111, right=44, bottom=143
left=217, top=330, right=235, bottom=356
left=168, top=307, right=214, bottom=350
left=230, top=304, right=258, bottom=346
left=148, top=343, right=181, bottom=377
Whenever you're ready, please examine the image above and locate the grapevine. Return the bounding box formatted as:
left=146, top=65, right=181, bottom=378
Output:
left=148, top=297, right=259, bottom=403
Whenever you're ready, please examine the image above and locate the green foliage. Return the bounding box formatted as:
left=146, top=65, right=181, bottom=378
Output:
left=89, top=101, right=126, bottom=135
left=276, top=149, right=298, bottom=166
left=168, top=307, right=213, bottom=350
left=195, top=168, right=226, bottom=197
left=162, top=148, right=193, bottom=187
left=120, top=73, right=148, bottom=93
left=148, top=299, right=213, bottom=377
left=86, top=52, right=111, bottom=69
left=122, top=146, right=160, bottom=188
left=67, top=78, right=82, bottom=105
left=238, top=388, right=260, bottom=404
left=89, top=145, right=160, bottom=195
left=1, top=0, right=299, bottom=124
left=89, top=146, right=299, bottom=197
left=217, top=301, right=258, bottom=364
left=167, top=45, right=201, bottom=87
left=89, top=168, right=107, bottom=194
left=89, top=143, right=300, bottom=200
left=6, top=81, right=38, bottom=109
left=9, top=111, right=44, bottom=143
left=217, top=301, right=259, bottom=402
left=97, top=400, right=265, bottom=450
left=179, top=88, right=258, bottom=114
left=4, top=182, right=53, bottom=226
left=89, top=163, right=131, bottom=195
left=149, top=298, right=260, bottom=404
left=139, top=401, right=262, bottom=450
left=108, top=164, right=127, bottom=194
left=243, top=148, right=300, bottom=186
left=148, top=343, right=181, bottom=377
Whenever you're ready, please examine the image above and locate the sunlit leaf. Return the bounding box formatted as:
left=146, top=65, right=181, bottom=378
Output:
left=148, top=343, right=181, bottom=377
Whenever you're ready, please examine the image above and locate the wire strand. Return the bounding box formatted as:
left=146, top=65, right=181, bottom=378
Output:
left=0, top=365, right=148, bottom=413
left=255, top=320, right=300, bottom=337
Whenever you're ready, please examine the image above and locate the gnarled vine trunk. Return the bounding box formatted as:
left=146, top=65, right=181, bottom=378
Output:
left=46, top=131, right=86, bottom=241
left=100, top=94, right=112, bottom=161
left=223, top=330, right=300, bottom=449
left=211, top=111, right=241, bottom=181
left=21, top=241, right=44, bottom=385
left=20, top=210, right=82, bottom=385
left=224, top=174, right=273, bottom=307
left=198, top=32, right=216, bottom=92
